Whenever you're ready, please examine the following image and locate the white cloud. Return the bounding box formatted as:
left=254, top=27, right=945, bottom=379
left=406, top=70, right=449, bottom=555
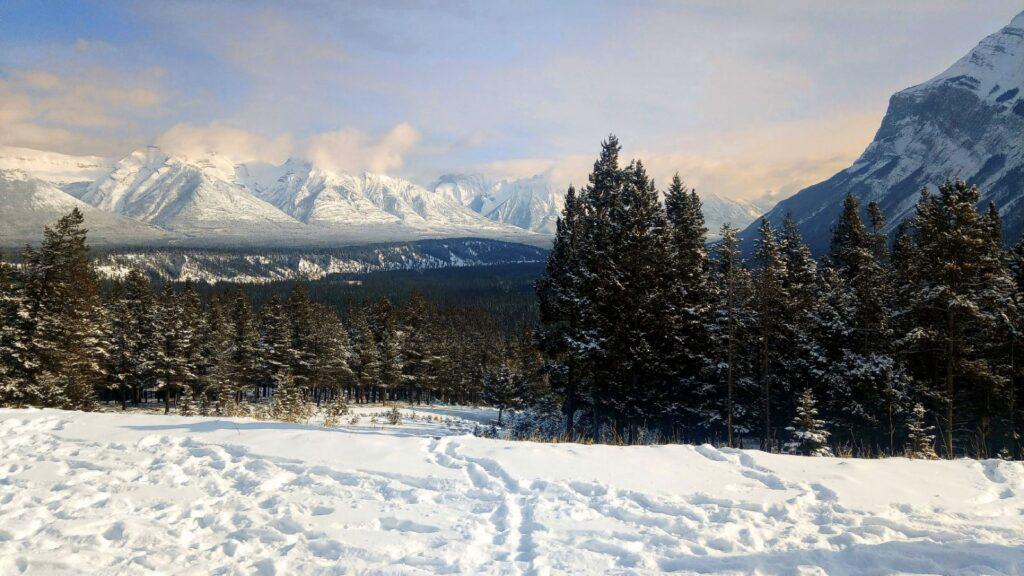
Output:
left=0, top=67, right=168, bottom=155
left=305, top=123, right=421, bottom=174
left=156, top=122, right=293, bottom=164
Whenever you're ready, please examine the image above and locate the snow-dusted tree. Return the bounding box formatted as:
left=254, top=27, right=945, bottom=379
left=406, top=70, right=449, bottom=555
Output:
left=260, top=294, right=297, bottom=394
left=400, top=291, right=441, bottom=402
left=536, top=184, right=588, bottom=436
left=106, top=269, right=155, bottom=409
left=482, top=364, right=522, bottom=425
left=665, top=173, right=711, bottom=402
left=21, top=209, right=106, bottom=410
left=705, top=225, right=755, bottom=447
left=784, top=388, right=833, bottom=456
left=900, top=181, right=1018, bottom=458
left=752, top=218, right=788, bottom=451
left=374, top=298, right=404, bottom=402
left=0, top=262, right=27, bottom=406
left=349, top=304, right=380, bottom=403
left=270, top=372, right=312, bottom=423
left=905, top=402, right=938, bottom=459
left=227, top=289, right=261, bottom=403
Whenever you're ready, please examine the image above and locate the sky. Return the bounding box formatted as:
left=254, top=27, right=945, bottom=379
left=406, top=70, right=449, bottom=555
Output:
left=0, top=0, right=1021, bottom=200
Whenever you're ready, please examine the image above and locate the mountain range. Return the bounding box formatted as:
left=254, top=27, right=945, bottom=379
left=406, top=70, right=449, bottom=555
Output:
left=0, top=146, right=766, bottom=248
left=742, top=10, right=1024, bottom=254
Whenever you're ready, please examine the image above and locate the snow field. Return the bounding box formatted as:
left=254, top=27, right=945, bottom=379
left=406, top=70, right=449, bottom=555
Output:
left=1, top=408, right=1022, bottom=575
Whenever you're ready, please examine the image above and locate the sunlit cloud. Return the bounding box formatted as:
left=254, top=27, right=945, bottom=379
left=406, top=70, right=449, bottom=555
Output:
left=306, top=123, right=422, bottom=174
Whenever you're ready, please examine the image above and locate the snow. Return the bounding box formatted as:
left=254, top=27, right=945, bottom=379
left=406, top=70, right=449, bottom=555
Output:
left=2, top=408, right=1022, bottom=575
left=0, top=146, right=110, bottom=187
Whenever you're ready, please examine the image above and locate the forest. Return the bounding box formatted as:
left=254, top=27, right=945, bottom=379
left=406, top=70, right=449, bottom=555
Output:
left=2, top=135, right=1023, bottom=460
left=536, top=136, right=1024, bottom=460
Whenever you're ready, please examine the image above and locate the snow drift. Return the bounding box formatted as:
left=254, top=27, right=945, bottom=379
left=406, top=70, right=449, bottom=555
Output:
left=1, top=408, right=1021, bottom=575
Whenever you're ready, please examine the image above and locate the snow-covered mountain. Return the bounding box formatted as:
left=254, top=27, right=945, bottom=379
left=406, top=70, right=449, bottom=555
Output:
left=0, top=146, right=110, bottom=187
left=434, top=173, right=763, bottom=237
left=433, top=174, right=564, bottom=234
left=79, top=146, right=306, bottom=240
left=701, top=192, right=764, bottom=238
left=253, top=160, right=510, bottom=234
left=0, top=169, right=170, bottom=246
left=742, top=10, right=1024, bottom=254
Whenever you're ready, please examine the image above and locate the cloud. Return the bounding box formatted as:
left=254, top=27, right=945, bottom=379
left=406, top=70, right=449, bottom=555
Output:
left=484, top=106, right=882, bottom=201
left=0, top=66, right=168, bottom=155
left=305, top=123, right=422, bottom=174
left=155, top=122, right=294, bottom=164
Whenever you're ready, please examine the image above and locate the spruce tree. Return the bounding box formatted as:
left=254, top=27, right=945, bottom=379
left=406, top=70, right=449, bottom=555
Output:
left=22, top=209, right=105, bottom=409
left=752, top=218, right=788, bottom=451
left=784, top=388, right=833, bottom=456
left=905, top=402, right=938, bottom=459
left=902, top=181, right=1018, bottom=458
left=706, top=225, right=755, bottom=447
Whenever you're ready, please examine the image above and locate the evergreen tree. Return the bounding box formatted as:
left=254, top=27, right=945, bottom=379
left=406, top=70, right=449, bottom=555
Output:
left=536, top=184, right=587, bottom=435
left=374, top=298, right=404, bottom=402
left=482, top=364, right=522, bottom=425
left=752, top=218, right=788, bottom=451
left=227, top=289, right=261, bottom=403
left=784, top=388, right=833, bottom=456
left=901, top=181, right=1018, bottom=458
left=706, top=225, right=755, bottom=447
left=21, top=209, right=106, bottom=409
left=0, top=262, right=29, bottom=406
left=349, top=304, right=380, bottom=403
left=905, top=402, right=938, bottom=459
left=665, top=174, right=711, bottom=393
left=106, top=269, right=155, bottom=409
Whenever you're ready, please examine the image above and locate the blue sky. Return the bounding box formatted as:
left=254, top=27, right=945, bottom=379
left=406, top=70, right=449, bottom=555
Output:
left=1, top=0, right=1021, bottom=199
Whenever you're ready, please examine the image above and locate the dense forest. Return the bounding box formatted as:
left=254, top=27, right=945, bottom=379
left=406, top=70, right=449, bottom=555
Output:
left=0, top=210, right=542, bottom=422
left=536, top=136, right=1024, bottom=460
left=3, top=135, right=1023, bottom=461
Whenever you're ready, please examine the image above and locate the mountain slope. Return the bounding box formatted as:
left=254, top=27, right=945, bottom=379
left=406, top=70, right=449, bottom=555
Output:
left=256, top=160, right=511, bottom=234
left=79, top=147, right=306, bottom=241
left=434, top=173, right=763, bottom=237
left=741, top=10, right=1024, bottom=254
left=0, top=147, right=110, bottom=187
left=0, top=169, right=170, bottom=246
left=701, top=192, right=763, bottom=237
left=432, top=174, right=564, bottom=234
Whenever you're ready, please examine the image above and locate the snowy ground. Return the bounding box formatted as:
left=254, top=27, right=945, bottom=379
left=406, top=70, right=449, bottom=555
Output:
left=1, top=408, right=1022, bottom=575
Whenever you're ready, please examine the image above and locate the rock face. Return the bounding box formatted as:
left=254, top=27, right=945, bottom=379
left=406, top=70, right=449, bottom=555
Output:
left=741, top=11, right=1024, bottom=255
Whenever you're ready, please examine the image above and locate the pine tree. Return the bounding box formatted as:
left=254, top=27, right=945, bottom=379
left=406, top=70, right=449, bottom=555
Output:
left=374, top=298, right=403, bottom=403
left=260, top=294, right=297, bottom=389
left=349, top=304, right=380, bottom=403
left=902, top=181, right=1018, bottom=458
left=536, top=184, right=587, bottom=435
left=752, top=218, right=788, bottom=451
left=152, top=285, right=186, bottom=414
left=482, top=364, right=522, bottom=425
left=706, top=225, right=755, bottom=447
left=270, top=372, right=312, bottom=423
left=905, top=402, right=938, bottom=459
left=106, top=269, right=156, bottom=409
left=227, top=289, right=261, bottom=403
left=0, top=262, right=27, bottom=407
left=784, top=388, right=833, bottom=456
left=22, top=209, right=106, bottom=410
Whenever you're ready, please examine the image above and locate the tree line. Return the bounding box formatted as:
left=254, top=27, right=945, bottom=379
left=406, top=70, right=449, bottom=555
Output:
left=0, top=209, right=541, bottom=420
left=536, top=135, right=1023, bottom=459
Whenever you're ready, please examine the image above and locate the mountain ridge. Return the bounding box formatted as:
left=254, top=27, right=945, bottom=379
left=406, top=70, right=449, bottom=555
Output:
left=741, top=10, right=1024, bottom=254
